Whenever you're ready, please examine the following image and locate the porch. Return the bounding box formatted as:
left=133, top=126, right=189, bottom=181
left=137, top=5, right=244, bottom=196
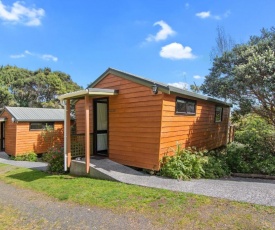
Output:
left=58, top=88, right=119, bottom=173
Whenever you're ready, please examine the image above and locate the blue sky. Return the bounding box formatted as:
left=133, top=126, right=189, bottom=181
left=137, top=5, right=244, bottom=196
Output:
left=0, top=0, right=274, bottom=89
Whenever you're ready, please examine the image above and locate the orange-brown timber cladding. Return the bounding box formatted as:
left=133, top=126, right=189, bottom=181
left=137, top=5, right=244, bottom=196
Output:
left=75, top=73, right=230, bottom=170
left=2, top=108, right=64, bottom=156
left=1, top=110, right=16, bottom=155
left=159, top=94, right=230, bottom=160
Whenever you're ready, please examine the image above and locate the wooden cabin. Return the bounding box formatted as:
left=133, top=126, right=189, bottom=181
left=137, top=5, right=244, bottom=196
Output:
left=0, top=107, right=66, bottom=156
left=59, top=68, right=231, bottom=172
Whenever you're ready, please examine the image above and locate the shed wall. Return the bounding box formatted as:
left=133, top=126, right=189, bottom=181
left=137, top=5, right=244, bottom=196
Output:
left=75, top=73, right=163, bottom=170
left=159, top=94, right=230, bottom=159
left=14, top=122, right=64, bottom=155
left=1, top=110, right=16, bottom=155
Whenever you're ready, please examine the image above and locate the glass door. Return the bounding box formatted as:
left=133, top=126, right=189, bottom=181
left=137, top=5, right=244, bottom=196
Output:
left=94, top=98, right=108, bottom=156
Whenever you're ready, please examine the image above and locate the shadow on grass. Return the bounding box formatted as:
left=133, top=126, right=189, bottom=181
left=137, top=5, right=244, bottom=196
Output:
left=7, top=170, right=49, bottom=182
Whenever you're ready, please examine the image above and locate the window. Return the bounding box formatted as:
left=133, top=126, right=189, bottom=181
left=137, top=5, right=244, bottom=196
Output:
left=30, top=122, right=54, bottom=130
left=176, top=97, right=196, bottom=115
left=215, top=107, right=223, bottom=122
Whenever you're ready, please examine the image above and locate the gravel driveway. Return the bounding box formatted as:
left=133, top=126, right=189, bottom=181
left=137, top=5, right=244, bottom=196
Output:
left=1, top=151, right=275, bottom=207
left=0, top=180, right=158, bottom=229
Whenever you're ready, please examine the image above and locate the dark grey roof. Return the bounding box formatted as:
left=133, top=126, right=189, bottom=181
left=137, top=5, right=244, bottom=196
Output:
left=4, top=107, right=65, bottom=122
left=88, top=68, right=231, bottom=107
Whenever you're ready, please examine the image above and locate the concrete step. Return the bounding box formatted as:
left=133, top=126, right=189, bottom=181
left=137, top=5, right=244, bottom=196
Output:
left=70, top=158, right=146, bottom=182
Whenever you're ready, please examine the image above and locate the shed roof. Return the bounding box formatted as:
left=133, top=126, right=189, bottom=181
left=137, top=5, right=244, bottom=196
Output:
left=88, top=68, right=231, bottom=107
left=3, top=107, right=66, bottom=122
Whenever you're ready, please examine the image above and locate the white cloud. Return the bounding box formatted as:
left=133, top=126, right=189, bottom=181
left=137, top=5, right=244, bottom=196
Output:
left=0, top=1, right=45, bottom=26
left=146, top=20, right=175, bottom=42
left=168, top=82, right=189, bottom=90
left=10, top=50, right=58, bottom=62
left=24, top=50, right=33, bottom=55
left=193, top=75, right=203, bottom=79
left=196, top=11, right=210, bottom=19
left=196, top=10, right=230, bottom=20
left=41, top=54, right=58, bottom=62
left=10, top=53, right=25, bottom=58
left=160, top=42, right=196, bottom=60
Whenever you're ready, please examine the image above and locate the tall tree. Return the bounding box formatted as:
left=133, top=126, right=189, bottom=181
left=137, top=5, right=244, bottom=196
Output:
left=210, top=25, right=235, bottom=61
left=0, top=66, right=82, bottom=108
left=201, top=27, right=275, bottom=125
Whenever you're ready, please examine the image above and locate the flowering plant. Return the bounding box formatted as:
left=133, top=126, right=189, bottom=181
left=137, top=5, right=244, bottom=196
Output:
left=43, top=146, right=64, bottom=173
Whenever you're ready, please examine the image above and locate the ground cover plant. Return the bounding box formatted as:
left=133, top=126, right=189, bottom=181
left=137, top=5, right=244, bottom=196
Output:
left=160, top=145, right=208, bottom=180
left=10, top=152, right=37, bottom=162
left=0, top=163, right=274, bottom=229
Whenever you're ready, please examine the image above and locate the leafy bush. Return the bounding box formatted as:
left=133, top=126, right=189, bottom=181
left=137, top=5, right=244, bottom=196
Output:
left=42, top=146, right=64, bottom=173
left=226, top=142, right=252, bottom=173
left=226, top=114, right=275, bottom=175
left=203, top=148, right=230, bottom=179
left=10, top=152, right=37, bottom=162
left=226, top=142, right=275, bottom=175
left=234, top=114, right=275, bottom=154
left=160, top=144, right=208, bottom=180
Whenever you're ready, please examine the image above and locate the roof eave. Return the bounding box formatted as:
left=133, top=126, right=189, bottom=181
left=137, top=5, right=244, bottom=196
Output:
left=88, top=68, right=170, bottom=94
left=58, top=89, right=88, bottom=100
left=16, top=119, right=66, bottom=122
left=58, top=88, right=119, bottom=100
left=169, top=86, right=231, bottom=107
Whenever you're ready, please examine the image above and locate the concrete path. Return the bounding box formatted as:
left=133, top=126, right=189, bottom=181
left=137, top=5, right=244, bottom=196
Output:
left=1, top=152, right=274, bottom=207
left=0, top=151, right=47, bottom=171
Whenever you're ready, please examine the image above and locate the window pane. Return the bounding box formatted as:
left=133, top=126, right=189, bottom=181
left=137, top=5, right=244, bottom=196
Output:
left=97, top=133, right=108, bottom=151
left=30, top=122, right=54, bottom=130
left=186, top=101, right=195, bottom=114
left=176, top=97, right=196, bottom=115
left=215, top=107, right=223, bottom=122
left=176, top=99, right=187, bottom=113
left=97, top=103, right=107, bottom=130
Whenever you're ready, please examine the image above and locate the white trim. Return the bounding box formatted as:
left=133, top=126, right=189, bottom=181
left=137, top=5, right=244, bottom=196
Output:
left=0, top=118, right=6, bottom=122
left=58, top=88, right=119, bottom=100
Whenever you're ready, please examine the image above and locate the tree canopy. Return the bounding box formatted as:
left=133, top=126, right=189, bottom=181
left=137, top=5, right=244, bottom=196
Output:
left=0, top=66, right=82, bottom=108
left=201, top=27, right=275, bottom=125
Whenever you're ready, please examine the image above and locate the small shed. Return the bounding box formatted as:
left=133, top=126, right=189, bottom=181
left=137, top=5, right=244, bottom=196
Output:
left=59, top=68, right=231, bottom=172
left=0, top=106, right=66, bottom=156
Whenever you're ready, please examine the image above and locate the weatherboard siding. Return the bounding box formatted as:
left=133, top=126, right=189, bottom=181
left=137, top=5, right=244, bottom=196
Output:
left=1, top=110, right=17, bottom=155
left=75, top=73, right=163, bottom=170
left=15, top=122, right=64, bottom=155
left=159, top=94, right=230, bottom=159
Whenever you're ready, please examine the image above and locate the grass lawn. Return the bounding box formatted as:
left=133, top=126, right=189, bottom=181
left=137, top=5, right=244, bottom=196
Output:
left=0, top=163, right=274, bottom=229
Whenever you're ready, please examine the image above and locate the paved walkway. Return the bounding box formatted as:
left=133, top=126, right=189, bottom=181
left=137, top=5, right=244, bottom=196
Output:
left=1, top=152, right=275, bottom=207
left=0, top=152, right=47, bottom=171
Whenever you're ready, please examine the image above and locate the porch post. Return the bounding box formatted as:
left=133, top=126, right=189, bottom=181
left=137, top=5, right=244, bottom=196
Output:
left=66, top=99, right=71, bottom=167
left=85, top=95, right=90, bottom=173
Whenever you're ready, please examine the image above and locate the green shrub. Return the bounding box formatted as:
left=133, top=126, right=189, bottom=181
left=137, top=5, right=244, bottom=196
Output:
left=160, top=144, right=208, bottom=180
left=10, top=152, right=37, bottom=162
left=226, top=142, right=252, bottom=173
left=234, top=114, right=275, bottom=155
left=226, top=142, right=275, bottom=175
left=203, top=148, right=230, bottom=178
left=226, top=114, right=275, bottom=175
left=42, top=146, right=64, bottom=173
